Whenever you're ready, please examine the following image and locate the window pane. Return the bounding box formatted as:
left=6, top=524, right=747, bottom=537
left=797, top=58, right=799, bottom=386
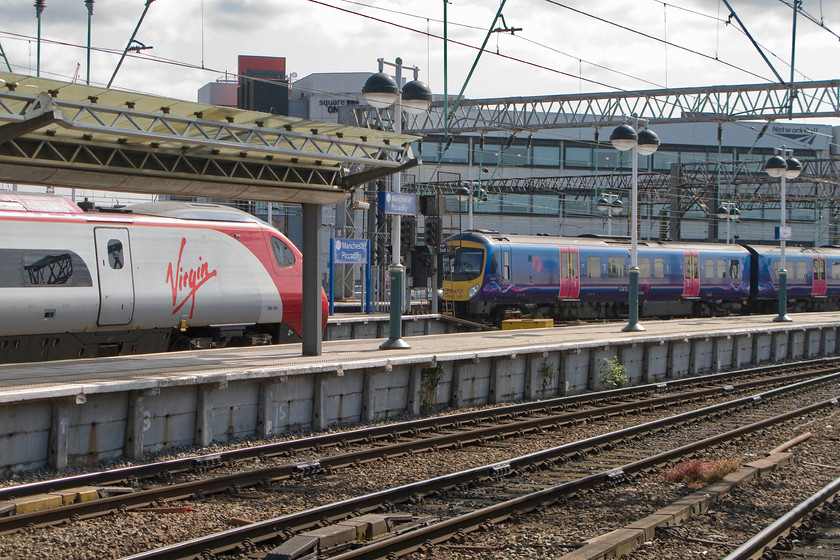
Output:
left=107, top=240, right=124, bottom=270
left=704, top=258, right=715, bottom=279
left=654, top=258, right=665, bottom=278
left=440, top=142, right=469, bottom=163
left=533, top=145, right=560, bottom=167
left=587, top=256, right=601, bottom=278
left=271, top=237, right=296, bottom=267
left=608, top=256, right=626, bottom=278
left=638, top=257, right=651, bottom=278
left=565, top=146, right=592, bottom=168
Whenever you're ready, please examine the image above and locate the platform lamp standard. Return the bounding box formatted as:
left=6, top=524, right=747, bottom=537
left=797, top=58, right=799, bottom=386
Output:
left=765, top=148, right=802, bottom=323
left=610, top=117, right=660, bottom=332
left=716, top=202, right=740, bottom=244
left=362, top=58, right=432, bottom=350
left=596, top=193, right=623, bottom=236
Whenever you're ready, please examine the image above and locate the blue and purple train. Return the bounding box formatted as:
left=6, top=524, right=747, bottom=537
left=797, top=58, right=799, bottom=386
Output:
left=440, top=230, right=840, bottom=323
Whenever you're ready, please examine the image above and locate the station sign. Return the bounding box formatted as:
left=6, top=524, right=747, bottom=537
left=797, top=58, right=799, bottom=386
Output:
left=378, top=192, right=416, bottom=216
left=775, top=226, right=792, bottom=241
left=331, top=238, right=368, bottom=264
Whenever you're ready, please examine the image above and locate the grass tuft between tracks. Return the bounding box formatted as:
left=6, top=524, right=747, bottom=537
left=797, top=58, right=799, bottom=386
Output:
left=661, top=458, right=740, bottom=487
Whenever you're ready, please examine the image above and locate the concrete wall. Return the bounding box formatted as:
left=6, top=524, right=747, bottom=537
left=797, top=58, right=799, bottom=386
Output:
left=1, top=322, right=839, bottom=474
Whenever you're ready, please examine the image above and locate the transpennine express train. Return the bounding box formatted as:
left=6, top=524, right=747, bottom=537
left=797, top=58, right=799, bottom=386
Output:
left=0, top=193, right=327, bottom=363
left=441, top=230, right=840, bottom=323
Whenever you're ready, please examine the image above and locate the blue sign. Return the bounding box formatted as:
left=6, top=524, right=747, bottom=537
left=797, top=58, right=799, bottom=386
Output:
left=332, top=238, right=369, bottom=264
left=775, top=226, right=792, bottom=241
left=378, top=191, right=416, bottom=216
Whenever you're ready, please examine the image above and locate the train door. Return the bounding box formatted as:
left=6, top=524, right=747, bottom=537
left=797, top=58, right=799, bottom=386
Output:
left=558, top=247, right=580, bottom=299
left=94, top=227, right=135, bottom=325
left=813, top=256, right=827, bottom=296
left=501, top=245, right=512, bottom=288
left=682, top=251, right=700, bottom=297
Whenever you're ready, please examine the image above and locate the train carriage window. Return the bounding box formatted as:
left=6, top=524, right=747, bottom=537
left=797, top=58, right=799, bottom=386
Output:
left=15, top=249, right=92, bottom=287
left=796, top=261, right=807, bottom=280
left=832, top=263, right=840, bottom=280
left=608, top=256, right=626, bottom=278
left=653, top=258, right=665, bottom=278
left=106, top=240, right=124, bottom=269
left=717, top=259, right=726, bottom=278
left=586, top=256, right=601, bottom=278
left=271, top=237, right=296, bottom=268
left=503, top=250, right=510, bottom=280
left=704, top=258, right=715, bottom=279
left=638, top=257, right=651, bottom=278
left=772, top=261, right=779, bottom=281
left=728, top=260, right=740, bottom=279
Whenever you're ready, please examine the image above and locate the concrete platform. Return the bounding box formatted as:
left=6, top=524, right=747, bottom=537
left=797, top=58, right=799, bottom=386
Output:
left=0, top=313, right=838, bottom=473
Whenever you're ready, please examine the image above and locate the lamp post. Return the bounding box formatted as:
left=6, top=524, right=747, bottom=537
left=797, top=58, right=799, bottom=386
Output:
left=596, top=193, right=623, bottom=236
left=362, top=58, right=432, bottom=350
left=610, top=116, right=660, bottom=332
left=715, top=202, right=740, bottom=244
left=764, top=148, right=802, bottom=323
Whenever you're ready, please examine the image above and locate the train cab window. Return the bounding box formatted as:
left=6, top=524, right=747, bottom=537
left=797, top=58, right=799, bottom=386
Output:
left=587, top=256, right=601, bottom=278
left=107, top=240, right=124, bottom=270
left=490, top=252, right=498, bottom=275
left=608, top=256, right=626, bottom=278
left=704, top=258, right=715, bottom=279
left=271, top=237, right=296, bottom=268
left=638, top=257, right=651, bottom=279
left=450, top=247, right=484, bottom=281
left=653, top=258, right=665, bottom=278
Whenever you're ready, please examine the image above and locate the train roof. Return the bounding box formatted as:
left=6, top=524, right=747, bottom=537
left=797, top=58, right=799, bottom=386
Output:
left=0, top=192, right=84, bottom=214
left=454, top=231, right=750, bottom=253
left=126, top=201, right=262, bottom=223
left=0, top=193, right=264, bottom=224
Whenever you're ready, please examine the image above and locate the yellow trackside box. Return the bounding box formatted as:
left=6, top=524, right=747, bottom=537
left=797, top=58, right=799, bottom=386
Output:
left=501, top=318, right=553, bottom=330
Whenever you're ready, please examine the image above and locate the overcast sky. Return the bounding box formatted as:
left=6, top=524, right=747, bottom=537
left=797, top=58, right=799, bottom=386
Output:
left=1, top=0, right=838, bottom=109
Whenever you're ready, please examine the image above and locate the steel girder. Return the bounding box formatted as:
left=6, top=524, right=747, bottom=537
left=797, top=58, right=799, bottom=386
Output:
left=357, top=80, right=840, bottom=134
left=405, top=159, right=840, bottom=214
left=0, top=74, right=414, bottom=204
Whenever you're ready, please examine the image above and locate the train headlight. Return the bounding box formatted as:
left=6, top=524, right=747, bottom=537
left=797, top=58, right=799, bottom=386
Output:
left=468, top=284, right=481, bottom=298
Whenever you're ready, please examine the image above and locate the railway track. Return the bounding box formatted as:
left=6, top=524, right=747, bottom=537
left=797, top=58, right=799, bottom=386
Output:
left=0, top=360, right=836, bottom=536
left=113, top=369, right=840, bottom=559
left=723, top=474, right=840, bottom=559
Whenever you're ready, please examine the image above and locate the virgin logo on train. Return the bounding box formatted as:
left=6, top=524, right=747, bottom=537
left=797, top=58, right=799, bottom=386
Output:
left=165, top=237, right=218, bottom=318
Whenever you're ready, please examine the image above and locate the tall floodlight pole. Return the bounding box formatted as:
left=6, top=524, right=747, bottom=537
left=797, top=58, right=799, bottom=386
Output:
left=34, top=0, right=46, bottom=77
left=85, top=0, right=94, bottom=85
left=362, top=58, right=432, bottom=350
left=765, top=148, right=802, bottom=322
left=597, top=193, right=623, bottom=236
left=611, top=115, right=659, bottom=332
left=716, top=202, right=740, bottom=244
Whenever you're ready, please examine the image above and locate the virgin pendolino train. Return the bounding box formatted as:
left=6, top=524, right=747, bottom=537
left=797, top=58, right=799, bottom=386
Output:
left=441, top=230, right=840, bottom=323
left=0, top=193, right=327, bottom=363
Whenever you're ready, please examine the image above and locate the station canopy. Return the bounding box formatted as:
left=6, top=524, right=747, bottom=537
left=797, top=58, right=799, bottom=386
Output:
left=0, top=72, right=416, bottom=205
